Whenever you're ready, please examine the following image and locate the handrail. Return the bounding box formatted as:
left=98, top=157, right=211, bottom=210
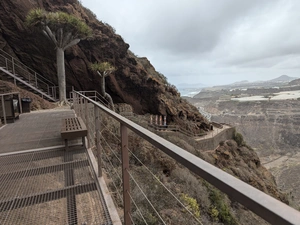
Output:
left=0, top=49, right=57, bottom=100
left=0, top=49, right=55, bottom=85
left=73, top=90, right=300, bottom=225
left=77, top=90, right=110, bottom=107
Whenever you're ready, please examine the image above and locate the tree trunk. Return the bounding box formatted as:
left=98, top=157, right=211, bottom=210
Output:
left=98, top=72, right=114, bottom=110
left=56, top=47, right=67, bottom=102
left=99, top=74, right=105, bottom=96
left=105, top=93, right=115, bottom=111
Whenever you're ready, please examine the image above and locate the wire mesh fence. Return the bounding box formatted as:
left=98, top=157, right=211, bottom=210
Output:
left=73, top=90, right=300, bottom=225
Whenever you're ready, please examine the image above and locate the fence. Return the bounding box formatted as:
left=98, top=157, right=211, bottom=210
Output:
left=72, top=90, right=300, bottom=225
left=0, top=49, right=57, bottom=100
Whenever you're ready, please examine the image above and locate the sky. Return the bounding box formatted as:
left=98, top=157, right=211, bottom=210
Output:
left=81, top=0, right=300, bottom=87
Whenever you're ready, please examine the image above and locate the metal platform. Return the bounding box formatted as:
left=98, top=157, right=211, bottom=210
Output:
left=0, top=147, right=112, bottom=225
left=0, top=109, right=115, bottom=225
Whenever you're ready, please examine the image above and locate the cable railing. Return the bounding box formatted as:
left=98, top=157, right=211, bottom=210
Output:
left=0, top=49, right=57, bottom=101
left=77, top=90, right=110, bottom=107
left=72, top=90, right=300, bottom=225
left=121, top=113, right=208, bottom=138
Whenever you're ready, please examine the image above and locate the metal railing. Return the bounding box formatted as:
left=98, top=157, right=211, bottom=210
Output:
left=0, top=49, right=57, bottom=100
left=76, top=90, right=110, bottom=107
left=72, top=90, right=300, bottom=225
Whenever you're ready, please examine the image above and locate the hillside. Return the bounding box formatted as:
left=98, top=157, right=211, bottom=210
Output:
left=0, top=0, right=209, bottom=132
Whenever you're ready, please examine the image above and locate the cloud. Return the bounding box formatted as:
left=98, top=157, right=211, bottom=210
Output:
left=81, top=0, right=300, bottom=85
left=215, top=0, right=300, bottom=67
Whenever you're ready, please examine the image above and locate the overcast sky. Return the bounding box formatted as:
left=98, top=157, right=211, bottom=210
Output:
left=81, top=0, right=300, bottom=86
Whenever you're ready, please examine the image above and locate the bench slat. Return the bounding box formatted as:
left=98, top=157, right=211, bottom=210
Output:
left=61, top=117, right=87, bottom=140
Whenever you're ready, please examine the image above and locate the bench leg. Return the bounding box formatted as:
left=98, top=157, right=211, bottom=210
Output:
left=82, top=136, right=86, bottom=148
left=65, top=139, right=68, bottom=151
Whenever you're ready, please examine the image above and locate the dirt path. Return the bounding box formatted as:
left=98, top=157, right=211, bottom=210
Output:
left=194, top=125, right=231, bottom=141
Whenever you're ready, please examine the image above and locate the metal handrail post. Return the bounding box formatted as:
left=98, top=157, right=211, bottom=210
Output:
left=94, top=106, right=102, bottom=177
left=18, top=93, right=22, bottom=114
left=34, top=72, right=37, bottom=87
left=1, top=95, right=6, bottom=125
left=75, top=93, right=79, bottom=114
left=5, top=58, right=8, bottom=69
left=85, top=98, right=90, bottom=148
left=12, top=57, right=16, bottom=85
left=72, top=91, right=75, bottom=110
left=12, top=58, right=15, bottom=74
left=80, top=97, right=83, bottom=118
left=121, top=124, right=131, bottom=225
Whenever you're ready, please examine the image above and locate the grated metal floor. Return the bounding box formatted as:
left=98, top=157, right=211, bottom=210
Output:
left=0, top=147, right=113, bottom=225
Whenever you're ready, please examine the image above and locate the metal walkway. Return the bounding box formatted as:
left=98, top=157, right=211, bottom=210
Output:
left=0, top=109, right=114, bottom=225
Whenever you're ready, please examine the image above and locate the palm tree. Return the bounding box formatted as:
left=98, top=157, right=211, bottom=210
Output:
left=90, top=62, right=116, bottom=111
left=26, top=8, right=92, bottom=104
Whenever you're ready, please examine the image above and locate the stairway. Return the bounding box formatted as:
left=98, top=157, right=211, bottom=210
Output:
left=0, top=49, right=57, bottom=102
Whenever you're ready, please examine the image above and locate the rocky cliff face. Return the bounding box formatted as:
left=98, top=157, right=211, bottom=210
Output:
left=0, top=0, right=209, bottom=131
left=208, top=139, right=288, bottom=203
left=210, top=100, right=300, bottom=156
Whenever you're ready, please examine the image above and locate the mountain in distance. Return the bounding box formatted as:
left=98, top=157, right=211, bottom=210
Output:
left=205, top=75, right=299, bottom=90
left=231, top=80, right=249, bottom=85
left=269, top=75, right=298, bottom=82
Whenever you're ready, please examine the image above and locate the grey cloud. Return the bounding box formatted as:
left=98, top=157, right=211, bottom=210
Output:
left=82, top=0, right=300, bottom=85
left=138, top=0, right=271, bottom=55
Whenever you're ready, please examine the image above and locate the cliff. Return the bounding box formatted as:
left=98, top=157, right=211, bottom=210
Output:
left=0, top=0, right=209, bottom=131
left=208, top=139, right=288, bottom=204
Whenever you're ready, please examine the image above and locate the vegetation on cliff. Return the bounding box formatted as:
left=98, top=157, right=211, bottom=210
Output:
left=90, top=61, right=116, bottom=110
left=98, top=112, right=287, bottom=224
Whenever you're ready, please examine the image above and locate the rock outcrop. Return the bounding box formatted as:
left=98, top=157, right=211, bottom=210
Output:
left=209, top=139, right=288, bottom=204
left=0, top=0, right=209, bottom=131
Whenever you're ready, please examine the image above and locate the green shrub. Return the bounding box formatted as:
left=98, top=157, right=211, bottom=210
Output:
left=181, top=193, right=201, bottom=219
left=210, top=206, right=219, bottom=222
left=233, top=132, right=245, bottom=146
left=209, top=188, right=238, bottom=225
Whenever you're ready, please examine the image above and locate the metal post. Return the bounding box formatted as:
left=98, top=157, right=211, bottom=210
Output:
left=54, top=87, right=57, bottom=100
left=75, top=93, right=78, bottom=114
left=121, top=124, right=131, bottom=225
left=34, top=72, right=37, bottom=87
left=12, top=58, right=15, bottom=74
left=85, top=98, right=90, bottom=148
left=80, top=97, right=84, bottom=119
left=5, top=58, right=8, bottom=69
left=1, top=95, right=6, bottom=125
left=72, top=91, right=74, bottom=107
left=94, top=106, right=102, bottom=177
left=18, top=93, right=22, bottom=114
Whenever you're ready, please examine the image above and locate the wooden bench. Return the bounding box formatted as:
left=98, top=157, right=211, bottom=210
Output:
left=61, top=117, right=87, bottom=150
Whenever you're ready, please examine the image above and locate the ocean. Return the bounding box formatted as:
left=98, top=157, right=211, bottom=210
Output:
left=178, top=88, right=202, bottom=97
